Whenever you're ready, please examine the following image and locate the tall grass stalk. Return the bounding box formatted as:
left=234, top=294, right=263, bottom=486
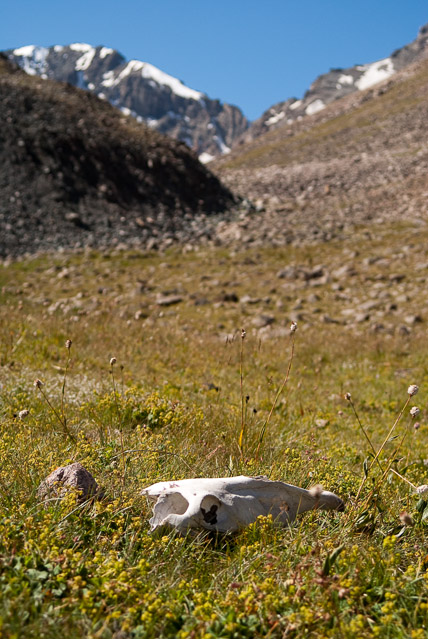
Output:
left=255, top=323, right=297, bottom=459
left=110, top=357, right=126, bottom=488
left=346, top=393, right=383, bottom=471
left=238, top=329, right=246, bottom=457
left=368, top=419, right=412, bottom=501
left=60, top=339, right=72, bottom=428
left=34, top=375, right=76, bottom=444
left=354, top=393, right=412, bottom=502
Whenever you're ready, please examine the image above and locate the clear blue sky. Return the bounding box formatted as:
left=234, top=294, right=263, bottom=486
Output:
left=1, top=1, right=427, bottom=120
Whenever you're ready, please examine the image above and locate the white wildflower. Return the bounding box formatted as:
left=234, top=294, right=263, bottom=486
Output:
left=309, top=484, right=324, bottom=499
left=416, top=484, right=428, bottom=496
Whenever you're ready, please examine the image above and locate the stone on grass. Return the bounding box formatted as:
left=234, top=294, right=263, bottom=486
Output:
left=37, top=462, right=99, bottom=502
left=156, top=294, right=183, bottom=306
left=315, top=418, right=329, bottom=429
left=252, top=314, right=275, bottom=329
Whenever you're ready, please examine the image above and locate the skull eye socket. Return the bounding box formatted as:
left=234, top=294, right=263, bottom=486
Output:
left=200, top=495, right=221, bottom=525
left=167, top=492, right=189, bottom=515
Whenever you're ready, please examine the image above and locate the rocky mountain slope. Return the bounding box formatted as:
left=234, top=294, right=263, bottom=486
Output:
left=240, top=23, right=428, bottom=144
left=213, top=54, right=428, bottom=247
left=5, top=43, right=248, bottom=161
left=0, top=56, right=236, bottom=257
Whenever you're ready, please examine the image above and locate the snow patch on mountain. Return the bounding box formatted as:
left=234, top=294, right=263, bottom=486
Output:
left=99, top=47, right=113, bottom=59
left=213, top=135, right=231, bottom=154
left=306, top=99, right=325, bottom=116
left=199, top=152, right=215, bottom=164
left=355, top=58, right=395, bottom=90
left=69, top=43, right=94, bottom=53
left=338, top=74, right=354, bottom=85
left=265, top=110, right=285, bottom=126
left=13, top=45, right=48, bottom=75
left=75, top=47, right=96, bottom=71
left=140, top=62, right=203, bottom=101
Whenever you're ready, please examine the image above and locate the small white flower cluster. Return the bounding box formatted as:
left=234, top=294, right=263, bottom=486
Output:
left=408, top=384, right=419, bottom=397
left=309, top=484, right=324, bottom=499
left=416, top=484, right=428, bottom=496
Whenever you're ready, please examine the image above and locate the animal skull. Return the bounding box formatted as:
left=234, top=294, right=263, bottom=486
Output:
left=142, top=475, right=344, bottom=534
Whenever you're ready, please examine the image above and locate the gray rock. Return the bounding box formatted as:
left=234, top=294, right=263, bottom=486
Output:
left=322, top=315, right=340, bottom=324
left=156, top=294, right=183, bottom=306
left=240, top=295, right=261, bottom=304
left=397, top=324, right=411, bottom=336
left=370, top=323, right=385, bottom=333
left=360, top=300, right=380, bottom=311
left=37, top=462, right=99, bottom=501
left=304, top=265, right=325, bottom=280
left=315, top=418, right=329, bottom=428
left=252, top=314, right=275, bottom=328
left=332, top=265, right=357, bottom=279
left=277, top=266, right=298, bottom=280
left=354, top=312, right=370, bottom=323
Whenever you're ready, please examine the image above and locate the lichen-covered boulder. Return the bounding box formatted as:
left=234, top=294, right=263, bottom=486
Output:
left=37, top=462, right=99, bottom=501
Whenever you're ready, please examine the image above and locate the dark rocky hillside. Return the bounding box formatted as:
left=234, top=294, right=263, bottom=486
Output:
left=0, top=56, right=236, bottom=257
left=5, top=44, right=248, bottom=160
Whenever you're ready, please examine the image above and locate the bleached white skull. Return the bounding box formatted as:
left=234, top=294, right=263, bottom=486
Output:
left=142, top=475, right=344, bottom=534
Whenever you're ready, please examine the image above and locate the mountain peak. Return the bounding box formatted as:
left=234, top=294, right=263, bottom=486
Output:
left=240, top=22, right=428, bottom=144
left=6, top=43, right=248, bottom=160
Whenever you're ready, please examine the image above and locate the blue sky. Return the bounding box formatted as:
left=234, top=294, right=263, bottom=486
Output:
left=1, top=1, right=427, bottom=120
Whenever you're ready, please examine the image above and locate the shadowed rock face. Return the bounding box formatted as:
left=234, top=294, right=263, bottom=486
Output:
left=5, top=44, right=249, bottom=159
left=0, top=56, right=236, bottom=257
left=37, top=463, right=99, bottom=501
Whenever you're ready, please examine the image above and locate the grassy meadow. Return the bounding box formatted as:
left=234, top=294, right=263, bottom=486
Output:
left=2, top=221, right=428, bottom=638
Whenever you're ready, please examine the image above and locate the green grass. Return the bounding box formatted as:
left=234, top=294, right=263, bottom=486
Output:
left=2, top=225, right=428, bottom=637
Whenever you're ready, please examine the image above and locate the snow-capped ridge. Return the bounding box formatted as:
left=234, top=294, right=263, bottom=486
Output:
left=6, top=42, right=248, bottom=158
left=101, top=58, right=202, bottom=100
left=140, top=62, right=203, bottom=101
left=241, top=21, right=428, bottom=145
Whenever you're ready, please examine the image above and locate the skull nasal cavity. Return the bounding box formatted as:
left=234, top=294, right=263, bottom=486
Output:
left=201, top=504, right=218, bottom=524
left=200, top=495, right=221, bottom=525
